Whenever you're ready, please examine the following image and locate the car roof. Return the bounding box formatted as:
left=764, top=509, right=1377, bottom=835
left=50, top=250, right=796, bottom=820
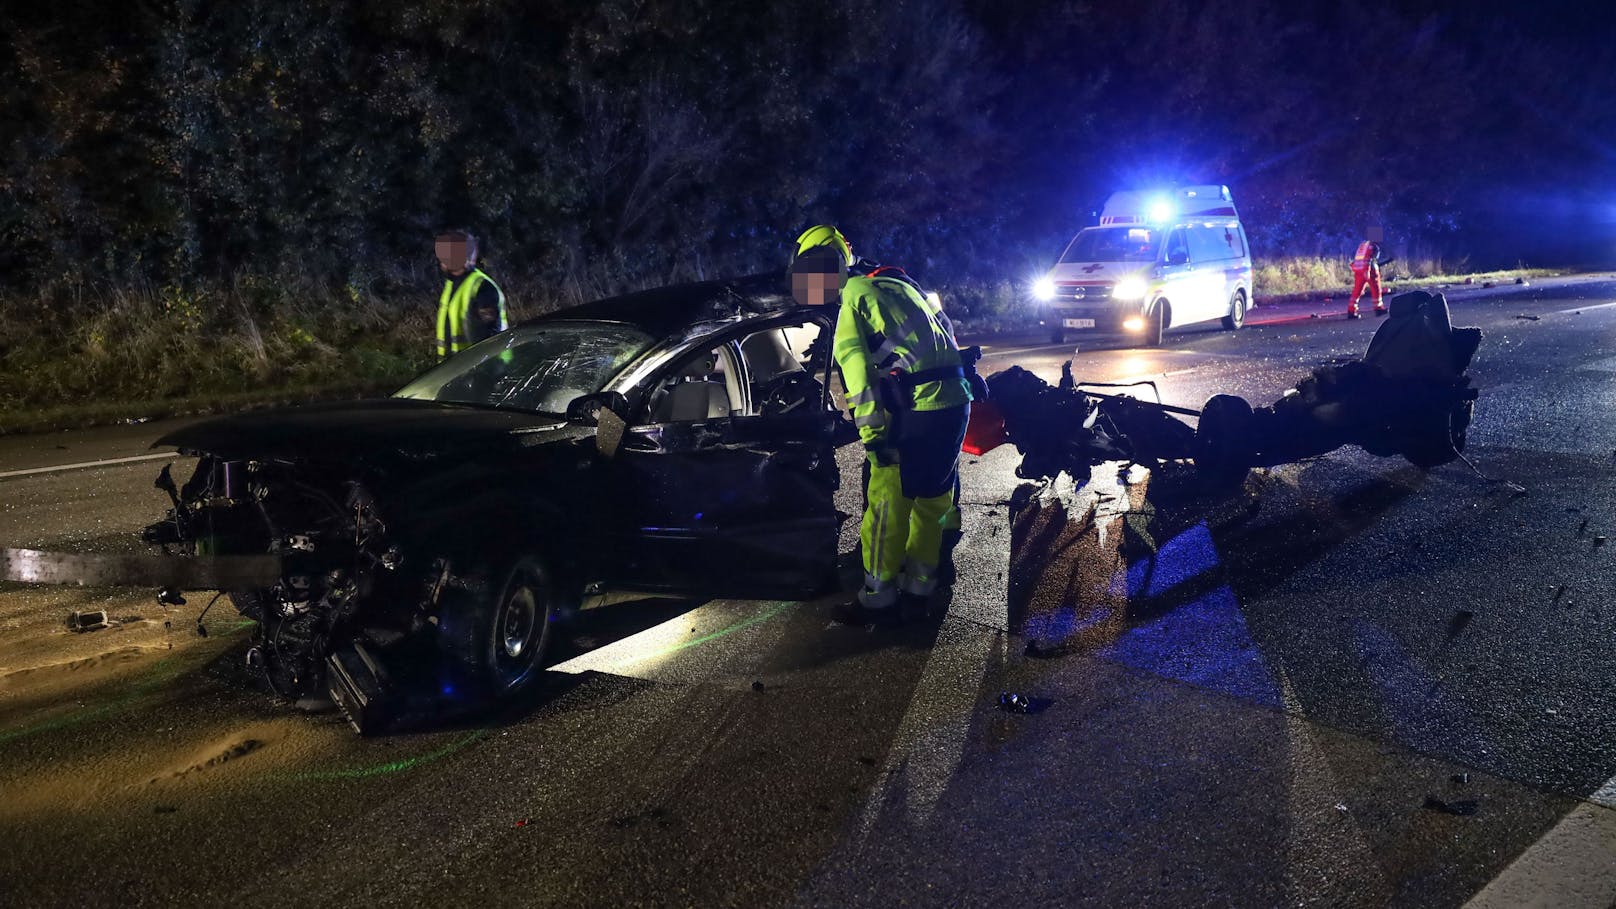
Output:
left=527, top=270, right=800, bottom=338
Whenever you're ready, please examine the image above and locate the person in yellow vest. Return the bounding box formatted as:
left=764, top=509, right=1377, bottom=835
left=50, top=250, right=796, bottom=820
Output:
left=790, top=225, right=973, bottom=626
left=434, top=229, right=508, bottom=359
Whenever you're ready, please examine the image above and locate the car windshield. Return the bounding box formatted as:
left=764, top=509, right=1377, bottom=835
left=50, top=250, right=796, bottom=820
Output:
left=1058, top=227, right=1163, bottom=264
left=395, top=322, right=657, bottom=415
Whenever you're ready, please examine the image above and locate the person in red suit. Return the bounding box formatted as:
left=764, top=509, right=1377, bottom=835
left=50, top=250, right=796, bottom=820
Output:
left=1348, top=227, right=1387, bottom=319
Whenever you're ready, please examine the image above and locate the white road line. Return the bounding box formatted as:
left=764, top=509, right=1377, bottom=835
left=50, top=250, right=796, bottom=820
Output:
left=0, top=451, right=178, bottom=480
left=1463, top=778, right=1616, bottom=909
left=1552, top=301, right=1616, bottom=315
left=980, top=342, right=1077, bottom=359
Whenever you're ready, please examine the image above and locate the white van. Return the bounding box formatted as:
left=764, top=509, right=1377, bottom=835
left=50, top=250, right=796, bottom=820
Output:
left=1033, top=185, right=1254, bottom=345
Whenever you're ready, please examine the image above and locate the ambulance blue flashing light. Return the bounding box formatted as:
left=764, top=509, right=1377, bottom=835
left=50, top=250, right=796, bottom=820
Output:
left=1147, top=198, right=1175, bottom=224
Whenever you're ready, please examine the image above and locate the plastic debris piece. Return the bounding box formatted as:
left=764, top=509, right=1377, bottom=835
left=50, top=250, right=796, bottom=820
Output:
left=999, top=692, right=1034, bottom=714
left=1450, top=773, right=1470, bottom=787
left=1423, top=796, right=1479, bottom=816
left=1513, top=314, right=1540, bottom=321
left=154, top=805, right=178, bottom=814
left=1553, top=585, right=1566, bottom=601
left=1595, top=536, right=1607, bottom=548
left=1335, top=803, right=1349, bottom=813
left=997, top=692, right=1052, bottom=714
left=1449, top=609, right=1474, bottom=635
left=1515, top=277, right=1528, bottom=285
left=157, top=587, right=186, bottom=607
left=1502, top=482, right=1527, bottom=497
left=514, top=819, right=530, bottom=828
left=750, top=680, right=765, bottom=692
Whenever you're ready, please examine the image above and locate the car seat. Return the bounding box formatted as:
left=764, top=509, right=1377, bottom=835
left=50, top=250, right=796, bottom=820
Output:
left=651, top=352, right=732, bottom=422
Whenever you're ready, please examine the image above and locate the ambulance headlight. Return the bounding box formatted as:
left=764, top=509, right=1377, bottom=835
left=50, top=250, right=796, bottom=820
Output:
left=1113, top=276, right=1148, bottom=300
left=1122, top=317, right=1145, bottom=332
left=1033, top=277, right=1056, bottom=301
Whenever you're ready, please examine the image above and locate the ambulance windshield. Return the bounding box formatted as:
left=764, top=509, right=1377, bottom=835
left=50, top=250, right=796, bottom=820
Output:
left=1059, top=227, right=1163, bottom=264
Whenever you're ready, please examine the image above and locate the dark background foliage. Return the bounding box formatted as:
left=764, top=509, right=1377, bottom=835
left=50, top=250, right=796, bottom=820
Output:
left=2, top=0, right=1613, bottom=314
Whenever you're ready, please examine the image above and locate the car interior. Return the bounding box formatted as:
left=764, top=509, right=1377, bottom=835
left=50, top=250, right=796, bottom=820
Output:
left=642, top=319, right=833, bottom=425
left=646, top=348, right=734, bottom=423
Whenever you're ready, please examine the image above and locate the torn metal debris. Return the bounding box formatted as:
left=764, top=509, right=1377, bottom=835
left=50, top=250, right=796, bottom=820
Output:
left=969, top=290, right=1482, bottom=489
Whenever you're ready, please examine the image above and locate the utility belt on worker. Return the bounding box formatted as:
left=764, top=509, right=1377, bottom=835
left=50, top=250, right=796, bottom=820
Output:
left=873, top=345, right=988, bottom=413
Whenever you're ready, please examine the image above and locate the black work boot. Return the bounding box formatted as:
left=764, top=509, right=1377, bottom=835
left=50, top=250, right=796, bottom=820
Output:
left=832, top=601, right=903, bottom=628
left=897, top=591, right=936, bottom=623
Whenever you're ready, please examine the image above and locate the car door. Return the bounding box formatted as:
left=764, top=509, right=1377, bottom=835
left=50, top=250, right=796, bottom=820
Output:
left=602, top=311, right=843, bottom=599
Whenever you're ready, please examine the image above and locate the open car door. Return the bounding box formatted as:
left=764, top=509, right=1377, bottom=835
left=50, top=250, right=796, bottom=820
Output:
left=604, top=312, right=845, bottom=599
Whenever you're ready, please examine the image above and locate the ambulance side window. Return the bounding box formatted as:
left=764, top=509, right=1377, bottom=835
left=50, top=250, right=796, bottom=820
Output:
left=1165, top=229, right=1190, bottom=265
left=1223, top=226, right=1247, bottom=259
left=1188, top=225, right=1231, bottom=264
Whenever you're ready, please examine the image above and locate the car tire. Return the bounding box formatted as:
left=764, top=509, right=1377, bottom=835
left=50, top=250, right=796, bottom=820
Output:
left=1144, top=301, right=1167, bottom=347
left=1194, top=394, right=1254, bottom=490
left=1221, top=291, right=1247, bottom=331
left=439, top=554, right=556, bottom=700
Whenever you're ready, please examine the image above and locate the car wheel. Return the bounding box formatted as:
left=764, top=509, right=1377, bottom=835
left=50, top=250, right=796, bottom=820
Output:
left=1144, top=301, right=1167, bottom=347
left=440, top=555, right=555, bottom=699
left=1221, top=291, right=1247, bottom=331
left=1194, top=394, right=1254, bottom=490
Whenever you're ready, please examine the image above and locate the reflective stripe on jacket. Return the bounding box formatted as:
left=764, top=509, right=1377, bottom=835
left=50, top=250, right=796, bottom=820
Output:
left=1352, top=241, right=1381, bottom=269
left=436, top=268, right=508, bottom=359
left=832, top=274, right=972, bottom=446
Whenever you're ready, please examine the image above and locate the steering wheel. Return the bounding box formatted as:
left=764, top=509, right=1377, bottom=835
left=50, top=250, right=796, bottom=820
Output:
left=758, top=372, right=822, bottom=417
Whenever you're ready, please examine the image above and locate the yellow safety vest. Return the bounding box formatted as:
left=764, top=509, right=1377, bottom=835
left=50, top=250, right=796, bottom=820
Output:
left=436, top=268, right=507, bottom=359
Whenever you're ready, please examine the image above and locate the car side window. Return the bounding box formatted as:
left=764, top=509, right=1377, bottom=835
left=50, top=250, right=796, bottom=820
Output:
left=643, top=345, right=737, bottom=424
left=738, top=318, right=832, bottom=418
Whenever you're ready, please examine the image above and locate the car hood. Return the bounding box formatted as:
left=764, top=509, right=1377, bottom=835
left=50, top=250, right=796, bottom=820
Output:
left=155, top=398, right=591, bottom=462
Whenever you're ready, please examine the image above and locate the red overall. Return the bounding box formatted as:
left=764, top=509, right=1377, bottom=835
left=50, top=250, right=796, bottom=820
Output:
left=1348, top=240, right=1383, bottom=316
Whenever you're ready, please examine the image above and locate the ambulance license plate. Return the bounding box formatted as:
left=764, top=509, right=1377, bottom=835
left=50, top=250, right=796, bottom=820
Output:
left=1063, top=318, right=1096, bottom=329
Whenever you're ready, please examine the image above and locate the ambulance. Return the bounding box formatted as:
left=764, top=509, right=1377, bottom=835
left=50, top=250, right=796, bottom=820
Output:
left=1033, top=185, right=1254, bottom=345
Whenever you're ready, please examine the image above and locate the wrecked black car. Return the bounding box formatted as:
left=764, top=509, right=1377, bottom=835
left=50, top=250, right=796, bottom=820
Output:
left=139, top=273, right=850, bottom=731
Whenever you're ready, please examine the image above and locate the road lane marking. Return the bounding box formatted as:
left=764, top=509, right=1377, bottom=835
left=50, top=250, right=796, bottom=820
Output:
left=1553, top=301, right=1616, bottom=315
left=980, top=342, right=1077, bottom=359
left=1280, top=667, right=1390, bottom=906
left=1463, top=778, right=1616, bottom=909
left=0, top=451, right=178, bottom=480
left=1576, top=355, right=1616, bottom=373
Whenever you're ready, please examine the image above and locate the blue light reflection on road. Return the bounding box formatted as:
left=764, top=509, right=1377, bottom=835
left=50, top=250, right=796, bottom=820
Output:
left=1099, top=520, right=1282, bottom=708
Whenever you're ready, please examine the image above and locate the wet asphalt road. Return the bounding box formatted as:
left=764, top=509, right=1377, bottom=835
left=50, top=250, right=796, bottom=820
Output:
left=2, top=277, right=1615, bottom=907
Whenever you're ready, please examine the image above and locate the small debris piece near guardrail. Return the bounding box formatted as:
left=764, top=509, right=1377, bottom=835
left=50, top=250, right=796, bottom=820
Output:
left=1513, top=314, right=1540, bottom=321
left=68, top=609, right=109, bottom=632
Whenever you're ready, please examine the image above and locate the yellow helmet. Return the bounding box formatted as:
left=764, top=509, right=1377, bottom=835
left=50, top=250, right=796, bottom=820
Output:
left=794, top=224, right=852, bottom=268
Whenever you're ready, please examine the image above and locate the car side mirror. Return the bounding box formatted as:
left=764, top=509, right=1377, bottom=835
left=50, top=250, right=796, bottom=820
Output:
left=1167, top=250, right=1189, bottom=266
left=565, top=391, right=629, bottom=426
